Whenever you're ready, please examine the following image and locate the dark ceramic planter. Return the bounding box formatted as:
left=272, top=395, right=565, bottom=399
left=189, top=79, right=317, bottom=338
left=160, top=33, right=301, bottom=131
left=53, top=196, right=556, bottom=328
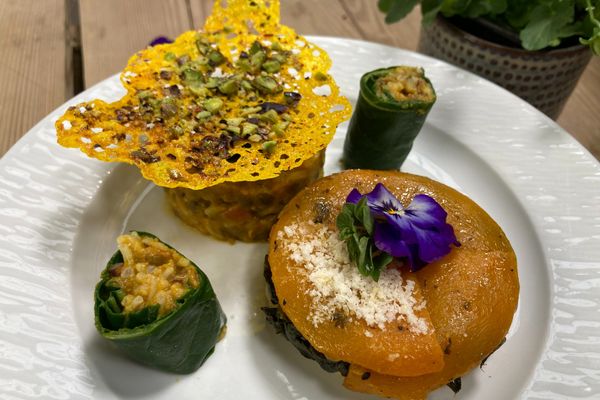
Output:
left=418, top=16, right=593, bottom=119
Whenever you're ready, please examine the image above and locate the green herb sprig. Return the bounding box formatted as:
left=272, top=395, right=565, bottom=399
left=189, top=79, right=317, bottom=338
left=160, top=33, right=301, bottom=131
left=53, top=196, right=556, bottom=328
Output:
left=336, top=197, right=393, bottom=281
left=378, top=0, right=600, bottom=55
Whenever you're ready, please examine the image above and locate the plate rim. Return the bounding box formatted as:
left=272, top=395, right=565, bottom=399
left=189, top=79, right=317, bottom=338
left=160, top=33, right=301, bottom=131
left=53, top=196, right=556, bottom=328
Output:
left=1, top=36, right=599, bottom=399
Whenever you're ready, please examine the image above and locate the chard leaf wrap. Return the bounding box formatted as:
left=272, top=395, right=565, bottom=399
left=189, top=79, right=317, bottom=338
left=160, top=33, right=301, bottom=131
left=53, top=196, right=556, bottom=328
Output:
left=94, top=231, right=226, bottom=374
left=342, top=66, right=436, bottom=170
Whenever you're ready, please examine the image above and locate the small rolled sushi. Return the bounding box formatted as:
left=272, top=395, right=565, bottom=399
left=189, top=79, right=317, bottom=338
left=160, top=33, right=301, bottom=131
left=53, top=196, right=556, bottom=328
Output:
left=264, top=170, right=519, bottom=399
left=94, top=231, right=226, bottom=374
left=342, top=66, right=436, bottom=170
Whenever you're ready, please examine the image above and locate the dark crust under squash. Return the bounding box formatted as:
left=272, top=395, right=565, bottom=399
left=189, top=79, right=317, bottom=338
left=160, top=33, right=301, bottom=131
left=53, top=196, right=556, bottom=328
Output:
left=261, top=258, right=350, bottom=376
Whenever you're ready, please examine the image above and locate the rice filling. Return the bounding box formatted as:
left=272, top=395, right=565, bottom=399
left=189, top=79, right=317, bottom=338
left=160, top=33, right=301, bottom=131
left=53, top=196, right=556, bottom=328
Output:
left=109, top=232, right=199, bottom=317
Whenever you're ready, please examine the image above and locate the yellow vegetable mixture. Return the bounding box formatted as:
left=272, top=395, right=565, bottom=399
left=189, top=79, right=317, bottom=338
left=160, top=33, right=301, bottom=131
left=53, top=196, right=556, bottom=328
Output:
left=111, top=232, right=199, bottom=317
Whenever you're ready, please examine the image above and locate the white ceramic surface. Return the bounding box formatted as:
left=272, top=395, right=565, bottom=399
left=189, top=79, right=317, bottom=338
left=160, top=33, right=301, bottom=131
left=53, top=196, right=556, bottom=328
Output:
left=1, top=37, right=599, bottom=400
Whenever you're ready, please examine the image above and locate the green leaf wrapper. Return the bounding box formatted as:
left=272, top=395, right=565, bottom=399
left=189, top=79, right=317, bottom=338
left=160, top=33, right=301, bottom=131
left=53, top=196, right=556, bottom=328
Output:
left=94, top=231, right=226, bottom=374
left=342, top=66, right=436, bottom=170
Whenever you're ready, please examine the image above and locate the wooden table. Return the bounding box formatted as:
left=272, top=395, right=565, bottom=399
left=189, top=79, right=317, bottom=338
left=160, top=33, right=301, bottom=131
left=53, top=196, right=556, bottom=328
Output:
left=1, top=0, right=599, bottom=159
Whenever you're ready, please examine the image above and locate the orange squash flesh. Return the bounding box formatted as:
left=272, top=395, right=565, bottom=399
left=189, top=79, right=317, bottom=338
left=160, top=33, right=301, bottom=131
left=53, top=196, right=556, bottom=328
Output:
left=269, top=171, right=448, bottom=377
left=268, top=170, right=519, bottom=399
left=344, top=248, right=518, bottom=399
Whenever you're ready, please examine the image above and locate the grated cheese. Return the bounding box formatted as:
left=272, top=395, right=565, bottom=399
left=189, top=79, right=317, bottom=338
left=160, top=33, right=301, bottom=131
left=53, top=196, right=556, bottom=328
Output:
left=278, top=223, right=429, bottom=334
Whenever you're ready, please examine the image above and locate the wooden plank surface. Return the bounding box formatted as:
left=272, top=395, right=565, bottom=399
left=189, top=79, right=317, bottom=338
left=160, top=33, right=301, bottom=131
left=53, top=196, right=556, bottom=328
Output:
left=79, top=0, right=191, bottom=87
left=338, top=1, right=422, bottom=50
left=558, top=57, right=600, bottom=159
left=0, top=0, right=599, bottom=160
left=0, top=0, right=67, bottom=156
left=189, top=0, right=361, bottom=38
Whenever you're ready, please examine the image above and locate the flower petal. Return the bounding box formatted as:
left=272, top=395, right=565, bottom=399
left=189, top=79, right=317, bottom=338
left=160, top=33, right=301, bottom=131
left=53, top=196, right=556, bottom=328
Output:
left=345, top=188, right=363, bottom=204
left=149, top=36, right=173, bottom=47
left=365, top=183, right=404, bottom=217
left=412, top=222, right=456, bottom=263
left=405, top=194, right=448, bottom=228
left=344, top=184, right=459, bottom=273
left=374, top=223, right=412, bottom=259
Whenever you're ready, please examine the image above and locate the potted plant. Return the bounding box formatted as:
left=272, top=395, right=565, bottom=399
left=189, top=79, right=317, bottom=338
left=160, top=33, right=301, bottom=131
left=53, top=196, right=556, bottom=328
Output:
left=378, top=0, right=600, bottom=119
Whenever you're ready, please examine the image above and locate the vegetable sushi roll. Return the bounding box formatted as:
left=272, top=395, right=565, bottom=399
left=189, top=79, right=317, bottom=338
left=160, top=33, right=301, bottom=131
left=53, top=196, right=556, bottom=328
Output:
left=342, top=66, right=436, bottom=170
left=95, top=231, right=226, bottom=374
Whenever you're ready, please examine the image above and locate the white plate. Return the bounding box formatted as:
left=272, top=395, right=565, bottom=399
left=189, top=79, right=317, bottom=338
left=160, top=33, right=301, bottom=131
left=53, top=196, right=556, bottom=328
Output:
left=1, top=37, right=599, bottom=400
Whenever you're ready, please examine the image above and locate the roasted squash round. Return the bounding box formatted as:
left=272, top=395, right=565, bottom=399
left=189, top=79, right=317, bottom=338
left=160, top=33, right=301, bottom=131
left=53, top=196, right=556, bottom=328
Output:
left=267, top=169, right=519, bottom=400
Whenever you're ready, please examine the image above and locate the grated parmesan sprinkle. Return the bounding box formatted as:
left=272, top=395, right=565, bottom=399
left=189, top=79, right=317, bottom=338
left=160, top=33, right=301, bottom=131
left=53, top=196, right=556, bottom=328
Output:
left=278, top=223, right=429, bottom=334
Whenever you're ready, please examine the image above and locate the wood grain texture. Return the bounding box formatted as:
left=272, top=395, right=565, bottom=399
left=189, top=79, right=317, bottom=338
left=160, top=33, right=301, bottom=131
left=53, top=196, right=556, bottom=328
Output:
left=558, top=57, right=600, bottom=159
left=189, top=0, right=359, bottom=38
left=0, top=0, right=599, bottom=159
left=0, top=0, right=67, bottom=157
left=79, top=0, right=191, bottom=87
left=338, top=1, right=422, bottom=50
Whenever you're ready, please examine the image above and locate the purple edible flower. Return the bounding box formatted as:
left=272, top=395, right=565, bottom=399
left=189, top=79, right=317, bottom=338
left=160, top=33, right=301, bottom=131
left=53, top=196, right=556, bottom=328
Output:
left=347, top=183, right=459, bottom=272
left=149, top=36, right=173, bottom=47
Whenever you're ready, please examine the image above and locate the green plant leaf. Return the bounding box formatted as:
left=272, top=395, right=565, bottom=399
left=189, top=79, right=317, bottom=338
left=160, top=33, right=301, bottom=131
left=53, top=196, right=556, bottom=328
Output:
left=580, top=0, right=600, bottom=55
left=379, top=0, right=420, bottom=23
left=520, top=0, right=576, bottom=50
left=422, top=0, right=445, bottom=24
left=361, top=205, right=374, bottom=235
left=464, top=0, right=507, bottom=18
left=346, top=236, right=361, bottom=271
left=336, top=206, right=356, bottom=240
left=440, top=0, right=473, bottom=17
left=378, top=0, right=395, bottom=13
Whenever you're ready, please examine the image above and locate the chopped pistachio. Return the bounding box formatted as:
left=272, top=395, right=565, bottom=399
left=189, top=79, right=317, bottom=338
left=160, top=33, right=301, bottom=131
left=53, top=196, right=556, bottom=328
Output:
left=273, top=121, right=290, bottom=136
left=170, top=124, right=184, bottom=136
left=240, top=80, right=253, bottom=91
left=183, top=69, right=203, bottom=83
left=226, top=118, right=244, bottom=127
left=204, top=98, right=223, bottom=113
left=195, top=39, right=210, bottom=55
left=205, top=77, right=220, bottom=89
left=249, top=41, right=263, bottom=55
left=188, top=83, right=209, bottom=97
left=137, top=90, right=153, bottom=100
left=315, top=71, right=328, bottom=81
left=262, top=140, right=277, bottom=152
left=270, top=53, right=287, bottom=64
left=281, top=113, right=293, bottom=122
left=196, top=111, right=211, bottom=119
left=250, top=51, right=266, bottom=70
left=253, top=76, right=281, bottom=94
left=248, top=134, right=262, bottom=142
left=241, top=123, right=258, bottom=136
left=259, top=109, right=279, bottom=123
left=271, top=41, right=283, bottom=52
left=262, top=60, right=281, bottom=73
left=164, top=52, right=176, bottom=61
left=241, top=106, right=262, bottom=116
left=208, top=50, right=225, bottom=66
left=160, top=99, right=178, bottom=118
left=226, top=126, right=241, bottom=135
left=218, top=79, right=239, bottom=95
left=236, top=58, right=252, bottom=72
